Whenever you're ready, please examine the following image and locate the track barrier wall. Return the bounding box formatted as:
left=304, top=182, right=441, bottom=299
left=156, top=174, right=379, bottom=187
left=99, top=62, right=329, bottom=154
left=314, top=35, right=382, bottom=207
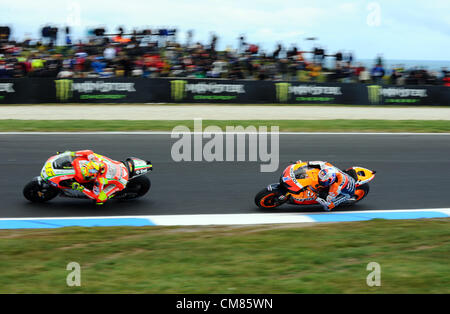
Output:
left=0, top=78, right=449, bottom=105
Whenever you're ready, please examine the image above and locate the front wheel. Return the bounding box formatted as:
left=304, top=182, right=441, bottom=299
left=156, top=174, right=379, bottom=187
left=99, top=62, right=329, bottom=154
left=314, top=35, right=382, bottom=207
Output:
left=23, top=178, right=59, bottom=203
left=255, top=189, right=287, bottom=209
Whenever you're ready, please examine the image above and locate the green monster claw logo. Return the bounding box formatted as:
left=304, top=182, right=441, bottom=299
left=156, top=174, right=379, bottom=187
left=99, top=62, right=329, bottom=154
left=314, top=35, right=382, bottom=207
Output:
left=55, top=79, right=73, bottom=102
left=367, top=85, right=382, bottom=105
left=275, top=82, right=291, bottom=102
left=171, top=80, right=187, bottom=101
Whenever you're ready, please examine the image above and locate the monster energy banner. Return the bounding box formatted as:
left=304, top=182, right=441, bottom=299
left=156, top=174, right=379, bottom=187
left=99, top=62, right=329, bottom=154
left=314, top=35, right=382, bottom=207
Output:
left=365, top=85, right=442, bottom=105
left=55, top=79, right=141, bottom=102
left=0, top=78, right=448, bottom=105
left=274, top=82, right=357, bottom=104
left=170, top=79, right=252, bottom=102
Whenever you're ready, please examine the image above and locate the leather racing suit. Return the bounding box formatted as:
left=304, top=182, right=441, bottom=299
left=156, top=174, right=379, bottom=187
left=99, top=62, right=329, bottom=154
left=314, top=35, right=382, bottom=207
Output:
left=68, top=150, right=126, bottom=205
left=304, top=161, right=356, bottom=211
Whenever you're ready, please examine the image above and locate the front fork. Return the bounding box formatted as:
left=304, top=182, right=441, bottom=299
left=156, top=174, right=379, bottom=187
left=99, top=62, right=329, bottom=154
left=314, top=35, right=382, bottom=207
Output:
left=267, top=183, right=291, bottom=203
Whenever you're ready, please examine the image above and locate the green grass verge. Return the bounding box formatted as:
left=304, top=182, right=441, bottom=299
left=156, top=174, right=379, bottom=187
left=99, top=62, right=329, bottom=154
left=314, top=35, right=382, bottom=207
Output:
left=1, top=119, right=450, bottom=132
left=0, top=219, right=448, bottom=293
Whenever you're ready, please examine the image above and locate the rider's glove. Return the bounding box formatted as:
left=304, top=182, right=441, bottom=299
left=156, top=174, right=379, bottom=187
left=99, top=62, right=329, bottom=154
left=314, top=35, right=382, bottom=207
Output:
left=316, top=197, right=331, bottom=211
left=71, top=182, right=84, bottom=191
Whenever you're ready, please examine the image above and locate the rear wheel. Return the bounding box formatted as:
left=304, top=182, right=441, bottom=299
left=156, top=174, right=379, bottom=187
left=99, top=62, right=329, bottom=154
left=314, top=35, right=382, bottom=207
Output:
left=255, top=189, right=286, bottom=209
left=342, top=184, right=370, bottom=206
left=354, top=184, right=370, bottom=202
left=23, top=179, right=59, bottom=203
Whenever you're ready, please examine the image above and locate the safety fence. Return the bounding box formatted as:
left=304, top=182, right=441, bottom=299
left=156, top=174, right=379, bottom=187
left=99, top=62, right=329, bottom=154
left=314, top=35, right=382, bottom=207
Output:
left=0, top=78, right=449, bottom=105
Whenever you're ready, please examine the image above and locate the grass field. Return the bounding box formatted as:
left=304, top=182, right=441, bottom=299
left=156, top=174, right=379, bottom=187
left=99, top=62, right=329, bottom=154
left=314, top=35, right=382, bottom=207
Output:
left=0, top=218, right=448, bottom=293
left=1, top=119, right=450, bottom=132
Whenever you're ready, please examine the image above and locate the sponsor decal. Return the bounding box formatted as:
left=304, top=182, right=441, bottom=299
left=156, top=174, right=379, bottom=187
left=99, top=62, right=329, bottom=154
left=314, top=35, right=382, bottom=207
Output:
left=171, top=80, right=187, bottom=101
left=72, top=81, right=136, bottom=93
left=367, top=85, right=428, bottom=104
left=367, top=85, right=381, bottom=104
left=381, top=88, right=427, bottom=98
left=170, top=80, right=245, bottom=101
left=55, top=79, right=73, bottom=101
left=0, top=83, right=14, bottom=93
left=55, top=80, right=135, bottom=102
left=276, top=83, right=342, bottom=102
left=275, top=82, right=290, bottom=102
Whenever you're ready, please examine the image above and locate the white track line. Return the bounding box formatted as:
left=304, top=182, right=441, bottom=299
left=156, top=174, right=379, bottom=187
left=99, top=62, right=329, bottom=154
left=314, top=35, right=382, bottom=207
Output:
left=0, top=208, right=449, bottom=223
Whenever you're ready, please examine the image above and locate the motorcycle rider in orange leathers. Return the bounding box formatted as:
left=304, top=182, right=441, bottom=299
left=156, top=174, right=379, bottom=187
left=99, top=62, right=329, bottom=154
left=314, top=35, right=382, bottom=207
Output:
left=298, top=160, right=356, bottom=211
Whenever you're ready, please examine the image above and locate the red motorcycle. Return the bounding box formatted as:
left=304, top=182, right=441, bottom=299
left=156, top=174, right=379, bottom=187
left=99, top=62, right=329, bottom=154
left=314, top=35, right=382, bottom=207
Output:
left=23, top=152, right=152, bottom=203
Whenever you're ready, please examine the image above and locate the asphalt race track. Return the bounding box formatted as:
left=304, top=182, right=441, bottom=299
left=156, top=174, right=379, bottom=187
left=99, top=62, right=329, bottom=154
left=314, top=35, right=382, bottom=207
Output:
left=1, top=133, right=449, bottom=218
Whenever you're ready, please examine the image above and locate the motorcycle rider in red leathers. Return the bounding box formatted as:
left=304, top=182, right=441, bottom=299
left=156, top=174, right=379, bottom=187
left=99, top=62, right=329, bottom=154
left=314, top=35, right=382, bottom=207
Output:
left=67, top=150, right=127, bottom=205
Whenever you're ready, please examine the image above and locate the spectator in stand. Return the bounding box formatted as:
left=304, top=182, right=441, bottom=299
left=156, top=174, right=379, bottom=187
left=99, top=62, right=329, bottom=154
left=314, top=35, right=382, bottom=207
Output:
left=443, top=73, right=450, bottom=87
left=0, top=58, right=10, bottom=78
left=371, top=64, right=385, bottom=84
left=345, top=52, right=353, bottom=66
left=91, top=56, right=106, bottom=75
left=0, top=25, right=447, bottom=85
left=57, top=65, right=74, bottom=78
left=359, top=67, right=370, bottom=83
left=341, top=62, right=353, bottom=83
left=375, top=54, right=384, bottom=66
left=354, top=63, right=364, bottom=78
left=210, top=58, right=228, bottom=78
left=103, top=44, right=116, bottom=61
left=441, top=67, right=449, bottom=86
left=307, top=62, right=322, bottom=81
left=335, top=51, right=343, bottom=68
left=277, top=58, right=288, bottom=80
left=273, top=44, right=282, bottom=59
left=390, top=67, right=402, bottom=85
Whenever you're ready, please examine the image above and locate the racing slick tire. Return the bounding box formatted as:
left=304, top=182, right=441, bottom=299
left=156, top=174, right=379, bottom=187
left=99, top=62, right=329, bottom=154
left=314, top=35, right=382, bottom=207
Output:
left=23, top=179, right=59, bottom=203
left=342, top=184, right=370, bottom=207
left=255, top=189, right=287, bottom=209
left=121, top=176, right=151, bottom=200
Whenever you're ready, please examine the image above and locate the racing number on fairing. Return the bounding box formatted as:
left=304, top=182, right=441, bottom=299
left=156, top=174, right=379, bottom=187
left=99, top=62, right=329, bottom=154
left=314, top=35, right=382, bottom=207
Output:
left=45, top=163, right=55, bottom=177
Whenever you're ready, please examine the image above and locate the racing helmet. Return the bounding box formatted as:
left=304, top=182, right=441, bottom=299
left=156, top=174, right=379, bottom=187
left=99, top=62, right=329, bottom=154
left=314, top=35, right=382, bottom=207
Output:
left=81, top=160, right=103, bottom=179
left=318, top=168, right=336, bottom=187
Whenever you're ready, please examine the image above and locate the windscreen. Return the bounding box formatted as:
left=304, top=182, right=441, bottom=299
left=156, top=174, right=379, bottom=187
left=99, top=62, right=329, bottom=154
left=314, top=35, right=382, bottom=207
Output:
left=52, top=155, right=74, bottom=169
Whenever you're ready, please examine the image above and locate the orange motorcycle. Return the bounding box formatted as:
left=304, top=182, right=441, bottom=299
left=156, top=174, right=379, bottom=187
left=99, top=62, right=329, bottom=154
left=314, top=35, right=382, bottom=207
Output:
left=255, top=162, right=375, bottom=210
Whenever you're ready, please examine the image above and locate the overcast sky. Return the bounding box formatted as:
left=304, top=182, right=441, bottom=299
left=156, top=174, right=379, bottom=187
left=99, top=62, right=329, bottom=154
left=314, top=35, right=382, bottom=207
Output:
left=1, top=0, right=449, bottom=60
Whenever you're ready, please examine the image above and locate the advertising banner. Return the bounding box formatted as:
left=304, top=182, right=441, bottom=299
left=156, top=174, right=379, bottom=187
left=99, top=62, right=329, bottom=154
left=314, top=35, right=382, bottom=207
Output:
left=0, top=78, right=448, bottom=105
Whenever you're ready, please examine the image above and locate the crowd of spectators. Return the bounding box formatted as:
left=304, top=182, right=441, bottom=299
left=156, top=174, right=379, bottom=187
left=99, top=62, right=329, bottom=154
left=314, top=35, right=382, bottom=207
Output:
left=0, top=26, right=449, bottom=86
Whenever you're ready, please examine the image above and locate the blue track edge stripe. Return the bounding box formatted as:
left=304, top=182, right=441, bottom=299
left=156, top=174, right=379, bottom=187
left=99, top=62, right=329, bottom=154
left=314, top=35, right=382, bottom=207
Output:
left=0, top=218, right=154, bottom=229
left=306, top=211, right=449, bottom=222
left=0, top=210, right=448, bottom=229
